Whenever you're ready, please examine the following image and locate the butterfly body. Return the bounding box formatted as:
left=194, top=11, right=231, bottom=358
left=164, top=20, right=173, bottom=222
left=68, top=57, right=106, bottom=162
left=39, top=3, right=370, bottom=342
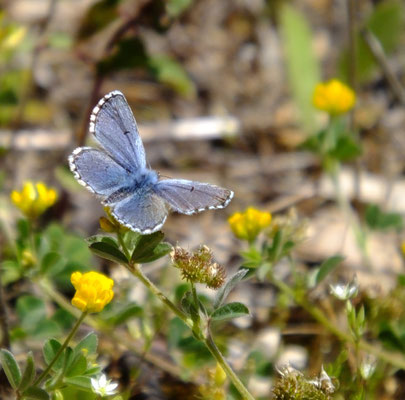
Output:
left=69, top=91, right=233, bottom=234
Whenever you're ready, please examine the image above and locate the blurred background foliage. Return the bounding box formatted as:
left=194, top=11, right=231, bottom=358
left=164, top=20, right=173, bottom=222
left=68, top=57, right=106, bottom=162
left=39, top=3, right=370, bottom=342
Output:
left=2, top=0, right=405, bottom=399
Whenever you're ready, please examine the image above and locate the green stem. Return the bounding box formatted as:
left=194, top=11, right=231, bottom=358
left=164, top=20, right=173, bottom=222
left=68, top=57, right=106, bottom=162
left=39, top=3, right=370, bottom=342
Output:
left=271, top=276, right=405, bottom=369
left=33, top=311, right=88, bottom=386
left=189, top=281, right=202, bottom=338
left=38, top=279, right=187, bottom=380
left=204, top=330, right=255, bottom=400
left=116, top=237, right=255, bottom=399
left=191, top=282, right=199, bottom=308
left=330, top=165, right=370, bottom=267
left=130, top=262, right=192, bottom=329
left=117, top=231, right=131, bottom=260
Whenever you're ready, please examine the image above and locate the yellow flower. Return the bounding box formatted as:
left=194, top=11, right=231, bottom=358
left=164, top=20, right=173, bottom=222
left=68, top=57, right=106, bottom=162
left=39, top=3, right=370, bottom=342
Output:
left=11, top=181, right=57, bottom=219
left=101, top=207, right=129, bottom=233
left=401, top=241, right=405, bottom=257
left=228, top=207, right=272, bottom=242
left=313, top=79, right=355, bottom=115
left=71, top=271, right=114, bottom=313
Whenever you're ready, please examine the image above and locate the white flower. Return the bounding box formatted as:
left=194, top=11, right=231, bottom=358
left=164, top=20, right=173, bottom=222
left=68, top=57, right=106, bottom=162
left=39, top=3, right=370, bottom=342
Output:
left=308, top=366, right=335, bottom=394
left=91, top=374, right=118, bottom=397
left=330, top=277, right=358, bottom=301
left=360, top=355, right=376, bottom=380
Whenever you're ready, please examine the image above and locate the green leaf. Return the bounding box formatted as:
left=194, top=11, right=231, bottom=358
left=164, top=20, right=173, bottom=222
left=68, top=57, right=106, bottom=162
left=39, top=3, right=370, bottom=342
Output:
left=85, top=365, right=102, bottom=376
left=97, top=37, right=148, bottom=76
left=16, top=296, right=60, bottom=338
left=148, top=55, right=195, bottom=97
left=43, top=339, right=63, bottom=371
left=106, top=304, right=143, bottom=325
left=131, top=232, right=172, bottom=263
left=131, top=231, right=164, bottom=261
left=1, top=259, right=22, bottom=285
left=214, top=269, right=248, bottom=309
left=63, top=376, right=92, bottom=391
left=339, top=1, right=404, bottom=82
left=329, top=135, right=362, bottom=161
left=51, top=309, right=75, bottom=331
left=40, top=251, right=62, bottom=274
left=167, top=317, right=189, bottom=349
left=65, top=353, right=87, bottom=377
left=241, top=247, right=262, bottom=268
left=181, top=292, right=199, bottom=321
left=76, top=0, right=120, bottom=40
left=268, top=229, right=283, bottom=262
left=211, top=302, right=250, bottom=322
left=17, top=218, right=30, bottom=242
left=101, top=236, right=119, bottom=248
left=63, top=346, right=73, bottom=369
left=0, top=349, right=21, bottom=389
left=74, top=332, right=98, bottom=356
left=398, top=274, right=405, bottom=286
left=22, top=386, right=50, bottom=400
left=89, top=241, right=128, bottom=264
left=310, top=255, right=345, bottom=288
left=16, top=296, right=46, bottom=330
left=166, top=0, right=193, bottom=17
left=87, top=235, right=119, bottom=249
left=134, top=242, right=172, bottom=264
left=279, top=3, right=320, bottom=134
left=365, top=204, right=403, bottom=231
left=19, top=352, right=35, bottom=391
left=123, top=230, right=141, bottom=250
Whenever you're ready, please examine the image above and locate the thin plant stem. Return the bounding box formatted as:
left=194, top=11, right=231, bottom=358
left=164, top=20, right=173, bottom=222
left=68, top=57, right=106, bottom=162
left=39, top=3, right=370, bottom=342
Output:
left=329, top=162, right=369, bottom=268
left=204, top=330, right=255, bottom=400
left=38, top=279, right=188, bottom=381
left=129, top=262, right=256, bottom=399
left=33, top=311, right=88, bottom=386
left=117, top=238, right=256, bottom=399
left=271, top=275, right=405, bottom=370
left=130, top=262, right=191, bottom=328
left=117, top=231, right=131, bottom=260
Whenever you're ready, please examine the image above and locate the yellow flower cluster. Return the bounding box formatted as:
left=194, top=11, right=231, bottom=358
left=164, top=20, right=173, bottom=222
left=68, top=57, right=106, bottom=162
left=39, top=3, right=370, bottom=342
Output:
left=228, top=207, right=272, bottom=242
left=313, top=79, right=355, bottom=115
left=71, top=271, right=114, bottom=313
left=11, top=181, right=57, bottom=219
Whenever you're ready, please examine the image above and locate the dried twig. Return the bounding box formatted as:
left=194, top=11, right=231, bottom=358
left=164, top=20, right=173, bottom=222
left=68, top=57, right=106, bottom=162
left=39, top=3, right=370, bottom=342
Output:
left=361, top=28, right=405, bottom=106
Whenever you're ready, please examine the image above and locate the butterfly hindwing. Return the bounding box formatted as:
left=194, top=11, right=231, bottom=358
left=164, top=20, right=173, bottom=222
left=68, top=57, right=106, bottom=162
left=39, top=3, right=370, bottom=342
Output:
left=111, top=192, right=168, bottom=234
left=90, top=91, right=146, bottom=172
left=69, top=147, right=130, bottom=197
left=153, top=179, right=234, bottom=215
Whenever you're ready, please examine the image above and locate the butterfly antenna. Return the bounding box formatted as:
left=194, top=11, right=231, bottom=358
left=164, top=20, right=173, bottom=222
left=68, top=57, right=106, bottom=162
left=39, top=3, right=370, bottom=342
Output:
left=158, top=172, right=173, bottom=179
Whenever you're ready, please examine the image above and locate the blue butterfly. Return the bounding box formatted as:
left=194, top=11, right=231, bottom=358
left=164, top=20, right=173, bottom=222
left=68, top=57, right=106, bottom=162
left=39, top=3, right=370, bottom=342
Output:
left=69, top=91, right=234, bottom=234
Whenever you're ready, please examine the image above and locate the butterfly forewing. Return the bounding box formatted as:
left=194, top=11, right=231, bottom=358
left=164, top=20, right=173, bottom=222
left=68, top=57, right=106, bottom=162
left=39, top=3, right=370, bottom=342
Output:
left=154, top=179, right=234, bottom=215
left=69, top=147, right=130, bottom=197
left=90, top=91, right=146, bottom=172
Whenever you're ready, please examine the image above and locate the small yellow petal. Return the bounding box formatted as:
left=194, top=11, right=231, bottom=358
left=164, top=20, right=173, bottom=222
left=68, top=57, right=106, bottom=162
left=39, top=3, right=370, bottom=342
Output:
left=10, top=181, right=58, bottom=219
left=72, top=296, right=87, bottom=312
left=228, top=207, right=272, bottom=242
left=70, top=271, right=114, bottom=313
left=313, top=79, right=355, bottom=115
